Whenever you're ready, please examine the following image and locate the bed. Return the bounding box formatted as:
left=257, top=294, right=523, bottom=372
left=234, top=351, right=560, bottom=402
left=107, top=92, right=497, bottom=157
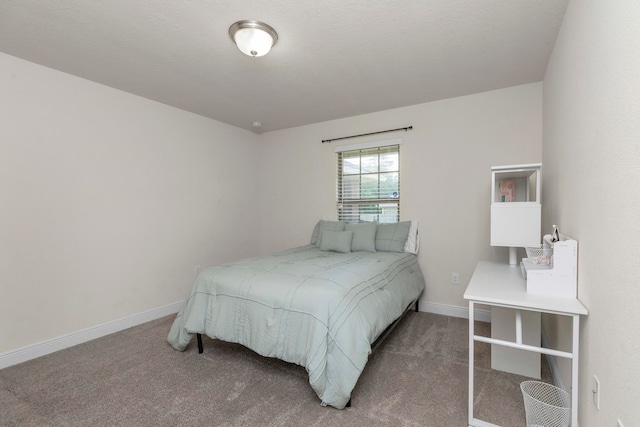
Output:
left=167, top=220, right=425, bottom=409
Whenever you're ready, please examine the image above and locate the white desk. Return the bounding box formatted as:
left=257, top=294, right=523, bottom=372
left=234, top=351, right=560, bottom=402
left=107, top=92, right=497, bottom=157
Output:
left=464, top=261, right=588, bottom=427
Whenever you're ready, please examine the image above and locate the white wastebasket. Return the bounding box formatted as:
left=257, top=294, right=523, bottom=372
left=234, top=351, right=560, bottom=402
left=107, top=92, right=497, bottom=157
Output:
left=520, top=381, right=571, bottom=427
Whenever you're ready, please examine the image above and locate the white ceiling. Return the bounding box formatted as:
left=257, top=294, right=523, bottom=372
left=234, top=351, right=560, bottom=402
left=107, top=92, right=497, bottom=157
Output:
left=0, top=0, right=568, bottom=133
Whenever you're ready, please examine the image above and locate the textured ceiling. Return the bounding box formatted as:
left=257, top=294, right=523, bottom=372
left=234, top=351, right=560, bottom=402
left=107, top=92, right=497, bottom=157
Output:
left=0, top=0, right=568, bottom=133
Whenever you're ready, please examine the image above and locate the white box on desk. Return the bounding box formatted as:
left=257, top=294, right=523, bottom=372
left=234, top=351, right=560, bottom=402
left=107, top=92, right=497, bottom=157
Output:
left=523, top=238, right=577, bottom=298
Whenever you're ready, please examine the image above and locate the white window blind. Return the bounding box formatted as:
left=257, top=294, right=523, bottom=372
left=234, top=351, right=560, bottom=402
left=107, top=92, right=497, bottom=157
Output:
left=337, top=144, right=400, bottom=223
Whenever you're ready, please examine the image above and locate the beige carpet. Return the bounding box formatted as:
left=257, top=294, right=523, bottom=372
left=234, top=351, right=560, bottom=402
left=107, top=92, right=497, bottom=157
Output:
left=0, top=312, right=549, bottom=426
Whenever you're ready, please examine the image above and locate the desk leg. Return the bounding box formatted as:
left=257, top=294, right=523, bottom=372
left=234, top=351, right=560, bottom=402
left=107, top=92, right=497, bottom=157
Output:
left=571, top=314, right=580, bottom=426
left=469, top=301, right=475, bottom=425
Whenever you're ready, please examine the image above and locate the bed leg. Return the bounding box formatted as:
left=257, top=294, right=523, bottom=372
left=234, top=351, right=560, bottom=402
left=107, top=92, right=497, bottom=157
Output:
left=415, top=299, right=419, bottom=312
left=346, top=398, right=351, bottom=408
left=197, top=333, right=203, bottom=354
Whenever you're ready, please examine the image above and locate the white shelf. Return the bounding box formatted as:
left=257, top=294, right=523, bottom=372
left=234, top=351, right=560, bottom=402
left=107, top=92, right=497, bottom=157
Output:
left=490, top=163, right=542, bottom=248
left=523, top=236, right=578, bottom=298
left=491, top=163, right=541, bottom=204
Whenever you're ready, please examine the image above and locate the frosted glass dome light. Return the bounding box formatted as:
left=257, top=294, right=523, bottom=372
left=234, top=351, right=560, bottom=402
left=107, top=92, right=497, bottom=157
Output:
left=229, top=20, right=278, bottom=58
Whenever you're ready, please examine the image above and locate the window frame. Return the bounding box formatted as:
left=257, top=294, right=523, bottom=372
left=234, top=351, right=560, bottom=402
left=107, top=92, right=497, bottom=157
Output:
left=335, top=138, right=402, bottom=223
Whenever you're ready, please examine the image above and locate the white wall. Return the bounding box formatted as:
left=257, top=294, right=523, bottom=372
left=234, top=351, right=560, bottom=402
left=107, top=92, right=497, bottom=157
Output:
left=542, top=0, right=640, bottom=425
left=257, top=83, right=542, bottom=310
left=0, top=53, right=260, bottom=354
left=0, top=53, right=542, bottom=366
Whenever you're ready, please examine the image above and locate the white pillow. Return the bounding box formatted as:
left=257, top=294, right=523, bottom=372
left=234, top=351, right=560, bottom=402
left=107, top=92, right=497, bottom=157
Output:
left=404, top=220, right=420, bottom=254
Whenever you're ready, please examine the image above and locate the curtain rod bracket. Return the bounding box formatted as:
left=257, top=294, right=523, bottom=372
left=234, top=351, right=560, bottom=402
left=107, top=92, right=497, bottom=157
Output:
left=322, top=126, right=412, bottom=144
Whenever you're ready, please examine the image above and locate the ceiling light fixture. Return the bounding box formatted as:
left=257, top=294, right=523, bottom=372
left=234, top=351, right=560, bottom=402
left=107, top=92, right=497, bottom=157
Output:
left=229, top=20, right=278, bottom=58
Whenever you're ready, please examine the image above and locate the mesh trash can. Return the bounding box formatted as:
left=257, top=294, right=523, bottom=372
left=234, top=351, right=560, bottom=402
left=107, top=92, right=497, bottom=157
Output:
left=520, top=381, right=571, bottom=427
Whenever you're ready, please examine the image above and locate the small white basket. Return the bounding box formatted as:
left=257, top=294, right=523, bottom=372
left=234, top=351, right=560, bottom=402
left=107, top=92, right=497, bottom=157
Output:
left=521, top=381, right=571, bottom=427
left=525, top=246, right=554, bottom=267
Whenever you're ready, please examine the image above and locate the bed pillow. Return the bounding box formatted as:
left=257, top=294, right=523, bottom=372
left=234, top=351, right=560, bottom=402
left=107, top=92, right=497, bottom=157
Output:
left=312, top=220, right=346, bottom=247
left=345, top=222, right=377, bottom=252
left=375, top=221, right=411, bottom=252
left=404, top=220, right=420, bottom=254
left=319, top=230, right=354, bottom=253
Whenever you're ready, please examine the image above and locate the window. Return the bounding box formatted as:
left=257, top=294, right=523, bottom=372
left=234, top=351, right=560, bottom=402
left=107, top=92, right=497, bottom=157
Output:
left=337, top=143, right=400, bottom=223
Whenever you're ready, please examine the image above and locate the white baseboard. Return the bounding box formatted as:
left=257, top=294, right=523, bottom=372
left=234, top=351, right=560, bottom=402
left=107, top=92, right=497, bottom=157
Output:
left=418, top=300, right=491, bottom=323
left=0, top=300, right=184, bottom=370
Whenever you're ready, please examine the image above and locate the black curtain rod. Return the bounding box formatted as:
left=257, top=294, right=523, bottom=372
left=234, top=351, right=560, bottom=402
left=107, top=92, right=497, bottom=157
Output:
left=321, top=126, right=413, bottom=144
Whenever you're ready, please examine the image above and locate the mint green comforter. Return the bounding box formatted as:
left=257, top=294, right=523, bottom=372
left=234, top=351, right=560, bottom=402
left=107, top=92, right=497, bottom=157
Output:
left=167, top=245, right=425, bottom=409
